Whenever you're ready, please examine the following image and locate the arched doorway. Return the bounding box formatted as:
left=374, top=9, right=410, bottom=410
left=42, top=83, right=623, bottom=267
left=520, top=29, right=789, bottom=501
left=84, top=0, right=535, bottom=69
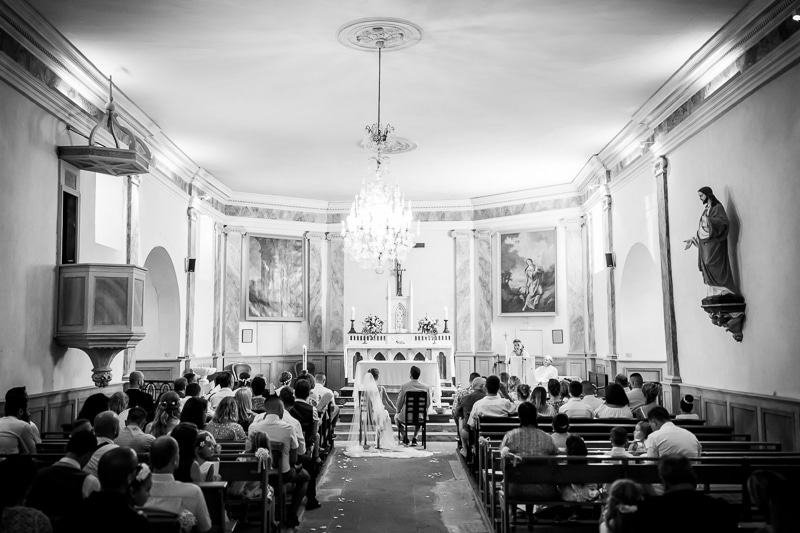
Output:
left=619, top=243, right=666, bottom=360
left=136, top=247, right=181, bottom=361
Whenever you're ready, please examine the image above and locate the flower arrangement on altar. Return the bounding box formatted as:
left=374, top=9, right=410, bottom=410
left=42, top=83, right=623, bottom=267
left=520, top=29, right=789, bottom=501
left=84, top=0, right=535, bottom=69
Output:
left=418, top=315, right=439, bottom=335
left=362, top=314, right=384, bottom=335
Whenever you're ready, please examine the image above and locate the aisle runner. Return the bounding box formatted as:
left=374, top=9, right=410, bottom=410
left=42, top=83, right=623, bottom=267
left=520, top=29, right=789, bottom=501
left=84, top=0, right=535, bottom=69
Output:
left=302, top=444, right=484, bottom=533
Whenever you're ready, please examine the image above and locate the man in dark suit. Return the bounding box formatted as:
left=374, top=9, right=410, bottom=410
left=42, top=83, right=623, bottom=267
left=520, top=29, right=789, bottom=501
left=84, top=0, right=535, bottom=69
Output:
left=125, top=371, right=154, bottom=421
left=288, top=379, right=321, bottom=510
left=27, top=430, right=99, bottom=529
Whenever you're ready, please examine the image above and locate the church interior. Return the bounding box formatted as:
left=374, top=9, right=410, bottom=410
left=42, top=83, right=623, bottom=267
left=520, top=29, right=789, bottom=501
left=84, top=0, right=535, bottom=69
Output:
left=1, top=0, right=800, bottom=531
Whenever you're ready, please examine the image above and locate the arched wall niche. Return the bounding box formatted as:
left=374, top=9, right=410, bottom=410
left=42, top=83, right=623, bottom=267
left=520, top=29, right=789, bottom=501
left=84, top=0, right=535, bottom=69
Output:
left=136, top=246, right=181, bottom=360
left=618, top=242, right=666, bottom=361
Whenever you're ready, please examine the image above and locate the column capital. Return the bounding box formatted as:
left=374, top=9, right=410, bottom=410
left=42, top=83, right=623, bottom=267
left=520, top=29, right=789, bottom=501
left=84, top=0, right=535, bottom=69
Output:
left=653, top=156, right=669, bottom=178
left=128, top=175, right=142, bottom=187
left=473, top=229, right=494, bottom=239
left=450, top=229, right=473, bottom=239
left=326, top=233, right=343, bottom=241
left=223, top=225, right=247, bottom=235
left=561, top=215, right=585, bottom=228
left=602, top=194, right=612, bottom=211
left=187, top=206, right=198, bottom=222
left=304, top=231, right=328, bottom=241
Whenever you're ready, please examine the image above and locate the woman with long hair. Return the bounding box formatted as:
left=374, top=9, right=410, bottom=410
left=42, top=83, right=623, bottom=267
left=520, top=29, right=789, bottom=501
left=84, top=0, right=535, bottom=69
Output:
left=180, top=397, right=208, bottom=431
left=195, top=431, right=221, bottom=482
left=531, top=386, right=555, bottom=417
left=600, top=479, right=643, bottom=533
left=514, top=383, right=531, bottom=406
left=594, top=383, right=633, bottom=419
left=250, top=376, right=268, bottom=412
left=233, top=387, right=254, bottom=432
left=171, top=422, right=201, bottom=483
left=547, top=379, right=565, bottom=412
left=206, top=397, right=246, bottom=441
left=146, top=391, right=181, bottom=437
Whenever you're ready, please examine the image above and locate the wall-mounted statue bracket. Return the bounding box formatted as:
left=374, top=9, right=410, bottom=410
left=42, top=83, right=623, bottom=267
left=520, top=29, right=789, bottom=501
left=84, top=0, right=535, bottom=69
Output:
left=700, top=295, right=746, bottom=342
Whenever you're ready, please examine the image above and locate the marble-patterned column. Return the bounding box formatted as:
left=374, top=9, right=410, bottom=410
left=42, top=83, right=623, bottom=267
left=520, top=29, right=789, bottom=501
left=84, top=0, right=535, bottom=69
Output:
left=223, top=226, right=245, bottom=358
left=212, top=222, right=225, bottom=363
left=584, top=213, right=596, bottom=357
left=306, top=232, right=327, bottom=352
left=451, top=230, right=473, bottom=354
left=565, top=218, right=586, bottom=355
left=601, top=181, right=617, bottom=360
left=184, top=205, right=198, bottom=359
left=123, top=174, right=141, bottom=378
left=654, top=156, right=681, bottom=389
left=473, top=230, right=493, bottom=353
left=327, top=234, right=344, bottom=352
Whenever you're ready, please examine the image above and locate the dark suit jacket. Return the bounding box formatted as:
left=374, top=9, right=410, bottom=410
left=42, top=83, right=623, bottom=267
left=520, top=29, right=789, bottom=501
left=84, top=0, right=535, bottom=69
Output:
left=125, top=388, right=155, bottom=420
left=454, top=390, right=487, bottom=426
left=637, top=489, right=737, bottom=533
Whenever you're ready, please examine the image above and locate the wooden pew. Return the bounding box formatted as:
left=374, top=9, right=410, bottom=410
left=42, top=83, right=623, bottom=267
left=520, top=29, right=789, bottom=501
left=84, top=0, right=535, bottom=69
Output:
left=497, top=456, right=800, bottom=533
left=198, top=481, right=231, bottom=533
left=217, top=444, right=282, bottom=531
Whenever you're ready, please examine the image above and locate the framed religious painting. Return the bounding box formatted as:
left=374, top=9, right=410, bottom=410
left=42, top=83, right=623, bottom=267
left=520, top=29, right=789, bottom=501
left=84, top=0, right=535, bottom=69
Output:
left=245, top=234, right=306, bottom=321
left=497, top=228, right=557, bottom=316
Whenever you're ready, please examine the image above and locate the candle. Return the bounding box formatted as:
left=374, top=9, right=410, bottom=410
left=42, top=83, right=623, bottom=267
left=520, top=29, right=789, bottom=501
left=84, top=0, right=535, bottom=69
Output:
left=351, top=307, right=355, bottom=321
left=444, top=306, right=448, bottom=320
left=302, top=344, right=308, bottom=371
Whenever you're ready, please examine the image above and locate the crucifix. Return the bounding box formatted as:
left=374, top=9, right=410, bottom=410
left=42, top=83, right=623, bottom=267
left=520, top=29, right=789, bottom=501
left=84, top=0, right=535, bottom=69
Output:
left=393, top=259, right=405, bottom=297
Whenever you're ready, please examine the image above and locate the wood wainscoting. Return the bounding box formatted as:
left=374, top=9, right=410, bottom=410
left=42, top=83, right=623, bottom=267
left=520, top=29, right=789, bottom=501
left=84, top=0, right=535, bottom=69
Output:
left=0, top=383, right=124, bottom=434
left=679, top=384, right=800, bottom=452
left=218, top=354, right=346, bottom=392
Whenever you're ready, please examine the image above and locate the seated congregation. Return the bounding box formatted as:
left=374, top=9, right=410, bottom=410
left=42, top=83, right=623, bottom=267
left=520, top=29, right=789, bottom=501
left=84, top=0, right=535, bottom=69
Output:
left=452, top=370, right=797, bottom=533
left=0, top=368, right=340, bottom=532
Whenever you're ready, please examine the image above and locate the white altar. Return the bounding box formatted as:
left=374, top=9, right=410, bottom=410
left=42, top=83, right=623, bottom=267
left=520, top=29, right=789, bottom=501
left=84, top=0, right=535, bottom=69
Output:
left=345, top=274, right=454, bottom=386
left=354, top=361, right=442, bottom=407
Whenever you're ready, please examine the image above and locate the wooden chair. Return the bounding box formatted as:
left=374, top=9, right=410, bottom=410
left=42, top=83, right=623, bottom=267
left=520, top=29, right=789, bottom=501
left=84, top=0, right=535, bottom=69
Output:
left=140, top=510, right=181, bottom=533
left=397, top=390, right=429, bottom=448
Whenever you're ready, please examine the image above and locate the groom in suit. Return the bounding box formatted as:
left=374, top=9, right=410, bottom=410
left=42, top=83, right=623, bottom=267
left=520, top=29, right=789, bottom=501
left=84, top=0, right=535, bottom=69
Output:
left=395, top=365, right=431, bottom=446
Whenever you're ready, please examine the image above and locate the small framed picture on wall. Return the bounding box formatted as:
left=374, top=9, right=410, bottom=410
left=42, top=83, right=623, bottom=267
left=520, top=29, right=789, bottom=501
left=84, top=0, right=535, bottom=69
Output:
left=241, top=329, right=254, bottom=344
left=552, top=329, right=564, bottom=344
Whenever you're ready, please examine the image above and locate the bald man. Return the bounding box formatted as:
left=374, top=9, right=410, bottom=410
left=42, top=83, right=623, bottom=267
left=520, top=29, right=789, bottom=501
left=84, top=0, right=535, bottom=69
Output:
left=64, top=447, right=150, bottom=533
left=144, top=436, right=211, bottom=532
left=125, top=371, right=155, bottom=421
left=84, top=410, right=120, bottom=478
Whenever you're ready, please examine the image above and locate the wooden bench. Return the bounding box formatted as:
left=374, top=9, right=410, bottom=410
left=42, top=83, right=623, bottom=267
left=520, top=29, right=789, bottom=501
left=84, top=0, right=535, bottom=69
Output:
left=497, top=456, right=800, bottom=533
left=217, top=444, right=282, bottom=531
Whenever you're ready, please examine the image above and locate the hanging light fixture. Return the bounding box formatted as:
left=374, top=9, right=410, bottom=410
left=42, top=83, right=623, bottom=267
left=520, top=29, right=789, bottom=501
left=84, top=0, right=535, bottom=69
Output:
left=338, top=19, right=422, bottom=271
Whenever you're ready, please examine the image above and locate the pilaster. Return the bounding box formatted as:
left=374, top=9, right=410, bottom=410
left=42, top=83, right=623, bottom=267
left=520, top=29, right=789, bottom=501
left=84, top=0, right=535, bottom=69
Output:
left=601, top=179, right=617, bottom=359
left=212, top=222, right=225, bottom=363
left=564, top=217, right=586, bottom=356
left=306, top=231, right=327, bottom=352
left=451, top=230, right=473, bottom=354
left=327, top=234, right=344, bottom=352
left=122, top=174, right=141, bottom=378
left=473, top=230, right=493, bottom=353
left=654, top=156, right=681, bottom=382
left=222, top=226, right=246, bottom=359
left=184, top=205, right=198, bottom=359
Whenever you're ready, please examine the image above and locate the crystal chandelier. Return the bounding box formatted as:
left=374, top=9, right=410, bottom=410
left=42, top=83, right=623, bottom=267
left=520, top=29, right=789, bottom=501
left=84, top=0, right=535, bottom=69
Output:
left=341, top=30, right=417, bottom=272
left=342, top=154, right=414, bottom=271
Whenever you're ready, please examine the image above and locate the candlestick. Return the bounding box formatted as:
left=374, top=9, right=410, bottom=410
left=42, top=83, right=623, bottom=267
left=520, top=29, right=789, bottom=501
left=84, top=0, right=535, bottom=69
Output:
left=348, top=319, right=357, bottom=334
left=442, top=319, right=449, bottom=333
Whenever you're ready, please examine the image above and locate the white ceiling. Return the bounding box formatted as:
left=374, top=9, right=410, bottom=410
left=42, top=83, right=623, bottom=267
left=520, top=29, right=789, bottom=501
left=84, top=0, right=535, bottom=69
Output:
left=28, top=0, right=749, bottom=202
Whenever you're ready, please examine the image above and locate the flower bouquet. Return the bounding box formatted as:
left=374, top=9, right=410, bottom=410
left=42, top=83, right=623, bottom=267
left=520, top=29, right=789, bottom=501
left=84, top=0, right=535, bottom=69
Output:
left=418, top=315, right=439, bottom=338
left=362, top=314, right=383, bottom=341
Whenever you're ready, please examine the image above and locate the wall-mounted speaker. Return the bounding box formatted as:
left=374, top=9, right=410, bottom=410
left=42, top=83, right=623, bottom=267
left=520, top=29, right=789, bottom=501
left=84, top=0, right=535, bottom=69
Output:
left=605, top=253, right=615, bottom=268
left=185, top=258, right=196, bottom=273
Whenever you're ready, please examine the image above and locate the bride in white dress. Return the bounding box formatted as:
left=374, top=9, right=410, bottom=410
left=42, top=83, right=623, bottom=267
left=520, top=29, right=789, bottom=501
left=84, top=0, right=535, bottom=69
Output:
left=345, top=372, right=432, bottom=458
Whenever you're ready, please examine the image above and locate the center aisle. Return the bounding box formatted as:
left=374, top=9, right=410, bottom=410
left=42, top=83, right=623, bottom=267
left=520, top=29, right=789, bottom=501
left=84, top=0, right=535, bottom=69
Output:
left=300, top=442, right=486, bottom=533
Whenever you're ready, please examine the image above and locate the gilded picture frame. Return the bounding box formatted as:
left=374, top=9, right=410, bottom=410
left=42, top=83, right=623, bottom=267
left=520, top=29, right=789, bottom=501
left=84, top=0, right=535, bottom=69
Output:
left=245, top=234, right=306, bottom=321
left=497, top=228, right=557, bottom=316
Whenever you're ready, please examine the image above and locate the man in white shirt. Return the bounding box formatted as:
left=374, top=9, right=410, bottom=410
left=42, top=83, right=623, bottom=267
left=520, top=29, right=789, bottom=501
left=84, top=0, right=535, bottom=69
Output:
left=84, top=411, right=120, bottom=477
left=645, top=407, right=702, bottom=458
left=580, top=381, right=604, bottom=411
left=248, top=395, right=310, bottom=528
left=626, top=373, right=646, bottom=411
left=114, top=407, right=156, bottom=453
left=206, top=372, right=235, bottom=412
left=533, top=355, right=559, bottom=386
left=559, top=380, right=594, bottom=418
left=468, top=375, right=516, bottom=429
left=0, top=386, right=38, bottom=454
left=144, top=436, right=212, bottom=533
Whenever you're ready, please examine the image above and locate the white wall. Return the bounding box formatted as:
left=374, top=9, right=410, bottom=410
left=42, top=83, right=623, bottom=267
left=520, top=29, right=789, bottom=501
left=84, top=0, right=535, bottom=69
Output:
left=667, top=63, right=800, bottom=399
left=613, top=167, right=666, bottom=361
left=192, top=213, right=216, bottom=357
